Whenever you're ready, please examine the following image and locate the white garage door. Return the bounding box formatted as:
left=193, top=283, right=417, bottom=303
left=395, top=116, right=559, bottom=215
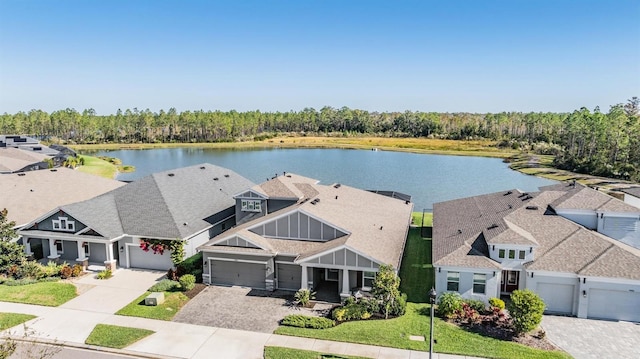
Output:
left=537, top=283, right=574, bottom=314
left=211, top=260, right=266, bottom=289
left=128, top=246, right=173, bottom=271
left=588, top=289, right=640, bottom=322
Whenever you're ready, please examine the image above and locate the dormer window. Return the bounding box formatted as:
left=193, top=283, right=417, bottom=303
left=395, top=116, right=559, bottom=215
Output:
left=241, top=200, right=261, bottom=213
left=508, top=250, right=515, bottom=259
left=52, top=217, right=75, bottom=232
left=498, top=249, right=505, bottom=259
left=519, top=250, right=525, bottom=260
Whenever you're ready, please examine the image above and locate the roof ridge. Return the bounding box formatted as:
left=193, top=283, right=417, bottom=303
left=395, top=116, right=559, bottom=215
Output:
left=577, top=242, right=615, bottom=275
left=149, top=172, right=184, bottom=238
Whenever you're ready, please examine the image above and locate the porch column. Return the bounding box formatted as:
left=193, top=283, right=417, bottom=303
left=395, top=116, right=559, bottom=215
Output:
left=104, top=242, right=117, bottom=271
left=341, top=269, right=350, bottom=298
left=76, top=241, right=86, bottom=261
left=47, top=239, right=59, bottom=259
left=24, top=238, right=33, bottom=256
left=300, top=265, right=308, bottom=290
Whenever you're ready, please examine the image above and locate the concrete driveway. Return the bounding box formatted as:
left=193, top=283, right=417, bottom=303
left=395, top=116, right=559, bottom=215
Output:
left=60, top=268, right=166, bottom=314
left=173, top=285, right=331, bottom=333
left=542, top=315, right=640, bottom=359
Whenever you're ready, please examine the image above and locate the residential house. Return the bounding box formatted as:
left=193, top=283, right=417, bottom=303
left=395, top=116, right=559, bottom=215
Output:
left=433, top=182, right=640, bottom=322
left=17, top=164, right=254, bottom=271
left=0, top=147, right=51, bottom=174
left=198, top=173, right=413, bottom=299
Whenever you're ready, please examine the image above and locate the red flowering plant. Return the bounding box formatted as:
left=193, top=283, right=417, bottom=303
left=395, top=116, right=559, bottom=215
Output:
left=138, top=238, right=185, bottom=264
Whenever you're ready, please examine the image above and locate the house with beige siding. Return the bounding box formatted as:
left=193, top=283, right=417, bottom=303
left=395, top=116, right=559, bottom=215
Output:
left=433, top=182, right=640, bottom=323
left=199, top=173, right=413, bottom=299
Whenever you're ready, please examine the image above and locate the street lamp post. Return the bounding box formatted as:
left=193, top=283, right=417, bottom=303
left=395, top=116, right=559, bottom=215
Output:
left=429, top=287, right=437, bottom=359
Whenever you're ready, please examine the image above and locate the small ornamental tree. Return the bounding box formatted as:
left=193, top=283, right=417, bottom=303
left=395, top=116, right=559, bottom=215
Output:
left=508, top=289, right=546, bottom=334
left=0, top=208, right=26, bottom=275
left=372, top=264, right=406, bottom=319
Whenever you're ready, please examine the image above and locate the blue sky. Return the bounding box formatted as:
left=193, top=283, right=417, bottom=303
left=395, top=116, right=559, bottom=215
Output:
left=1, top=0, right=638, bottom=114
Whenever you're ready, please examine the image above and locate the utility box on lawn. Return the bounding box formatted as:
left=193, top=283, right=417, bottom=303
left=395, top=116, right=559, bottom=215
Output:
left=145, top=292, right=165, bottom=306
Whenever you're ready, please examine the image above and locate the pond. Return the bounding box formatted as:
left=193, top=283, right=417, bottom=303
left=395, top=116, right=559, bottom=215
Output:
left=85, top=148, right=556, bottom=210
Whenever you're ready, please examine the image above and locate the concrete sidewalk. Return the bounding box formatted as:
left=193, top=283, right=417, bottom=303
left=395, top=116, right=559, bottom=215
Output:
left=0, top=302, right=485, bottom=359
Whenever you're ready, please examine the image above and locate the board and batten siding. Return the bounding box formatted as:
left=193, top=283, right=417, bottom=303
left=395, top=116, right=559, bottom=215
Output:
left=249, top=210, right=347, bottom=241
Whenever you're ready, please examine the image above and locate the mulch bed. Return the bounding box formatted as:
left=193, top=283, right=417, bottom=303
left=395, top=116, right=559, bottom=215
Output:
left=183, top=283, right=207, bottom=299
left=453, top=320, right=559, bottom=351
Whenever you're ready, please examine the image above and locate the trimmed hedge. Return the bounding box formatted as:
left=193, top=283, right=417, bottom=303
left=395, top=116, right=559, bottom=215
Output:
left=281, top=315, right=335, bottom=329
left=149, top=279, right=180, bottom=292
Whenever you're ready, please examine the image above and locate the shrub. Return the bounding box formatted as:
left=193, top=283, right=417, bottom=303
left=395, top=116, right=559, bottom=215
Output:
left=149, top=279, right=180, bottom=292
left=465, top=299, right=486, bottom=313
left=17, top=261, right=44, bottom=279
left=437, top=292, right=463, bottom=318
left=389, top=292, right=407, bottom=317
left=167, top=268, right=178, bottom=281
left=281, top=315, right=335, bottom=329
left=508, top=289, right=545, bottom=334
left=294, top=288, right=315, bottom=306
left=332, top=303, right=371, bottom=322
left=3, top=278, right=38, bottom=286
left=42, top=261, right=62, bottom=277
left=360, top=297, right=380, bottom=314
left=96, top=269, right=112, bottom=280
left=71, top=264, right=83, bottom=277
left=179, top=274, right=196, bottom=291
left=489, top=297, right=505, bottom=310
left=372, top=264, right=405, bottom=319
left=59, top=265, right=73, bottom=279
left=176, top=252, right=203, bottom=279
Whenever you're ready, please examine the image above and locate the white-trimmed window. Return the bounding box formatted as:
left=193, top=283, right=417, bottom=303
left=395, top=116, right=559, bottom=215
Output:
left=55, top=240, right=64, bottom=255
left=363, top=271, right=376, bottom=289
left=518, top=250, right=525, bottom=260
left=447, top=271, right=459, bottom=291
left=52, top=217, right=75, bottom=232
left=241, top=199, right=262, bottom=213
left=326, top=268, right=339, bottom=281
left=508, top=249, right=515, bottom=259
left=498, top=249, right=505, bottom=258
left=83, top=242, right=90, bottom=256
left=473, top=273, right=486, bottom=294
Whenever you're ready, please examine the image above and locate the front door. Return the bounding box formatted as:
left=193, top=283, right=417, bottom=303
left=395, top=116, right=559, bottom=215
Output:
left=501, top=270, right=519, bottom=294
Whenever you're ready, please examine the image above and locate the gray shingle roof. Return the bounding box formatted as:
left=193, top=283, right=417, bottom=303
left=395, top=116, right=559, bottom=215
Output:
left=620, top=187, right=640, bottom=198
left=547, top=183, right=639, bottom=213
left=43, top=164, right=254, bottom=240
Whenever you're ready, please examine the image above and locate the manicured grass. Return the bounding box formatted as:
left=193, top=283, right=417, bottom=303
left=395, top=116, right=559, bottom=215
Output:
left=0, top=313, right=36, bottom=330
left=0, top=282, right=77, bottom=306
left=399, top=228, right=433, bottom=303
left=85, top=324, right=154, bottom=349
left=71, top=137, right=515, bottom=159
left=274, top=303, right=570, bottom=359
left=115, top=291, right=189, bottom=321
left=264, top=346, right=370, bottom=359
left=411, top=212, right=433, bottom=227
left=76, top=155, right=118, bottom=178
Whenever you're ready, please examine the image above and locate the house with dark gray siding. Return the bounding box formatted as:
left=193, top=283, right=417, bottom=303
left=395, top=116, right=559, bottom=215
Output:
left=17, top=164, right=254, bottom=271
left=198, top=173, right=414, bottom=299
left=433, top=182, right=640, bottom=323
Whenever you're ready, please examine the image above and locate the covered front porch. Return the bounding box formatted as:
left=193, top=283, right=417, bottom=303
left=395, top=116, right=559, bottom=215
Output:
left=22, top=235, right=120, bottom=271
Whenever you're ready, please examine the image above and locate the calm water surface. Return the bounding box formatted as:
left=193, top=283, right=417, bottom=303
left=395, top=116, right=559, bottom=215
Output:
left=86, top=148, right=556, bottom=210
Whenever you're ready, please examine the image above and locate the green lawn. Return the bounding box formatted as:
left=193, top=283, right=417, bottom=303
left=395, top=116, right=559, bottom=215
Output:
left=76, top=155, right=118, bottom=179
left=0, top=313, right=36, bottom=330
left=0, top=282, right=77, bottom=306
left=275, top=303, right=570, bottom=359
left=85, top=324, right=154, bottom=349
left=116, top=291, right=189, bottom=321
left=411, top=212, right=433, bottom=227
left=264, top=347, right=370, bottom=359
left=399, top=228, right=433, bottom=303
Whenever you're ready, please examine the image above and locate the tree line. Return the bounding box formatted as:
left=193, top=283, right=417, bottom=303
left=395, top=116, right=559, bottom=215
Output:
left=1, top=97, right=638, bottom=181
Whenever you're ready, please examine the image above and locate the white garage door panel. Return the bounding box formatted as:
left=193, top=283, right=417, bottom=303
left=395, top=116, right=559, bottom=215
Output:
left=129, top=246, right=173, bottom=271
left=211, top=260, right=266, bottom=289
left=537, top=283, right=574, bottom=314
left=588, top=289, right=640, bottom=322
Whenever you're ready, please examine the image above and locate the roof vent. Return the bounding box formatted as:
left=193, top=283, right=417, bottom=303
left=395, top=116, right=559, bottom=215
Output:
left=224, top=174, right=229, bottom=178
left=286, top=174, right=292, bottom=178
left=508, top=204, right=513, bottom=209
left=335, top=196, right=338, bottom=200
left=183, top=222, right=188, bottom=226
left=457, top=229, right=462, bottom=234
left=504, top=191, right=513, bottom=196
left=526, top=206, right=539, bottom=210
left=405, top=200, right=410, bottom=205
left=334, top=183, right=341, bottom=189
left=518, top=193, right=528, bottom=198
left=380, top=226, right=383, bottom=230
left=310, top=198, right=320, bottom=205
left=50, top=169, right=57, bottom=172
left=200, top=166, right=206, bottom=169
left=487, top=224, right=499, bottom=230
left=30, top=189, right=34, bottom=192
left=522, top=195, right=532, bottom=201
left=17, top=173, right=26, bottom=176
left=168, top=173, right=174, bottom=177
left=213, top=177, right=219, bottom=181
